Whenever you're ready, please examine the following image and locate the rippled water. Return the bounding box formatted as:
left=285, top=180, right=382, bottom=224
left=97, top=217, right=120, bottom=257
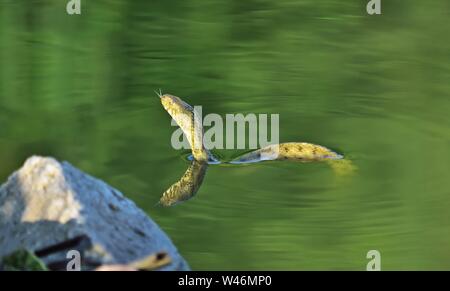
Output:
left=1, top=1, right=449, bottom=270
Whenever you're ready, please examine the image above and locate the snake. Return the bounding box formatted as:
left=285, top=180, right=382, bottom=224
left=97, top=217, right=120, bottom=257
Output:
left=158, top=93, right=355, bottom=206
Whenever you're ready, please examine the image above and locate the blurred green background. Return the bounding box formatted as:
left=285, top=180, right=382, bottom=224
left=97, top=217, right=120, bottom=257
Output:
left=1, top=0, right=449, bottom=270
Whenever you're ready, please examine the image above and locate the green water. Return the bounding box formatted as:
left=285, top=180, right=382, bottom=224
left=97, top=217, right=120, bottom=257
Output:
left=1, top=1, right=449, bottom=270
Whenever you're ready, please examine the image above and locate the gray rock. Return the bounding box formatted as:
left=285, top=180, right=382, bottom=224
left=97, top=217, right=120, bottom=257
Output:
left=0, top=156, right=189, bottom=270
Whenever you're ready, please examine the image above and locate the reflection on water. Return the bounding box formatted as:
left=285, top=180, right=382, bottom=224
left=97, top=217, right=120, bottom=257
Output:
left=159, top=160, right=208, bottom=207
left=1, top=1, right=450, bottom=269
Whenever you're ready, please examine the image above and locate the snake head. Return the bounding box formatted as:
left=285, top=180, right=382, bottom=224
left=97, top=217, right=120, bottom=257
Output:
left=160, top=94, right=193, bottom=115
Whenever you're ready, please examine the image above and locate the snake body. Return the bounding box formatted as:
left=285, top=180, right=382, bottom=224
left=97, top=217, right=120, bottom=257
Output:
left=159, top=93, right=354, bottom=206
left=230, top=142, right=342, bottom=164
